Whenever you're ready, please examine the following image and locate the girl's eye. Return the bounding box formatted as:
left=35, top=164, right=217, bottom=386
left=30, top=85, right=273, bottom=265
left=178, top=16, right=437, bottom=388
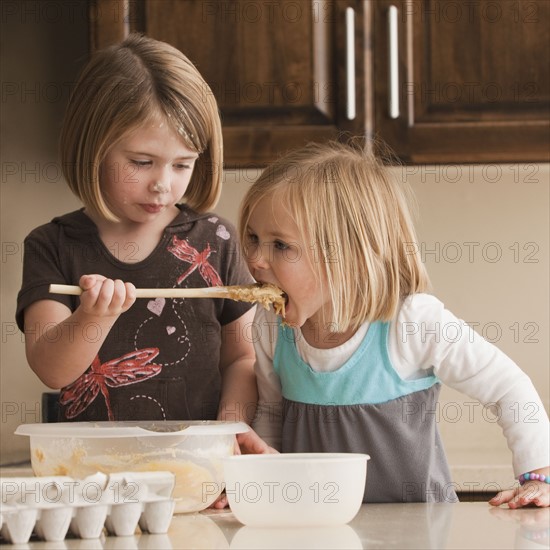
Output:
left=130, top=160, right=151, bottom=167
left=246, top=233, right=259, bottom=245
left=174, top=163, right=192, bottom=170
left=274, top=240, right=289, bottom=251
left=244, top=233, right=259, bottom=258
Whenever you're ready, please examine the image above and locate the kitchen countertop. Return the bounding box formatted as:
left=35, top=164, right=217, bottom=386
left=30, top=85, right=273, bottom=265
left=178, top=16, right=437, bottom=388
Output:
left=1, top=502, right=547, bottom=549
left=1, top=465, right=547, bottom=549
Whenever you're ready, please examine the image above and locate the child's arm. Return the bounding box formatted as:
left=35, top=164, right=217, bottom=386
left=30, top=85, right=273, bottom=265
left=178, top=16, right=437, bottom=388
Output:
left=393, top=294, right=550, bottom=508
left=249, top=307, right=283, bottom=450
left=217, top=307, right=257, bottom=424
left=24, top=274, right=136, bottom=388
left=237, top=427, right=279, bottom=454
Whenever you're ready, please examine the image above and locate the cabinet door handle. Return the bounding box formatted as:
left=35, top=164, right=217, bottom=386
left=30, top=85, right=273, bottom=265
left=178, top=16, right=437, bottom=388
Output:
left=345, top=6, right=356, bottom=120
left=388, top=5, right=400, bottom=119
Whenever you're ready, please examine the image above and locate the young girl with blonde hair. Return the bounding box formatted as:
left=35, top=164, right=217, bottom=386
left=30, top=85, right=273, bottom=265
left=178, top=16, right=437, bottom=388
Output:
left=17, top=34, right=257, bottom=426
left=239, top=140, right=549, bottom=507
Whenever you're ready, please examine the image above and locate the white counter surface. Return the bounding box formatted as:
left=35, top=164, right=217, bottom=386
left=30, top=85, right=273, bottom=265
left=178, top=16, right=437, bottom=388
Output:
left=1, top=465, right=547, bottom=549
left=1, top=502, right=547, bottom=549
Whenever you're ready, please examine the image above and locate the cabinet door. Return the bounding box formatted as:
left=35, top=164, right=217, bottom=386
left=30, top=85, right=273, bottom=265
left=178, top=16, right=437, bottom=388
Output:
left=90, top=0, right=368, bottom=167
left=372, top=0, right=550, bottom=163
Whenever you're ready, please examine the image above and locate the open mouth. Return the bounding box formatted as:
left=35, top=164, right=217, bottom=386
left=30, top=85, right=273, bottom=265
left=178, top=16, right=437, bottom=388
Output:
left=249, top=282, right=288, bottom=317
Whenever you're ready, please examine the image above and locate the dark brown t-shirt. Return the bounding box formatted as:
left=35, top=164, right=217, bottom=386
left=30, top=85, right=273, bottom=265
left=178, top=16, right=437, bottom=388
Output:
left=16, top=206, right=254, bottom=421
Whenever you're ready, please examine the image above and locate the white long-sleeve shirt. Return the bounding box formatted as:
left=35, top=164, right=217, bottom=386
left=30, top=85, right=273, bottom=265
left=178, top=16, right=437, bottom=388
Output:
left=252, top=293, right=549, bottom=476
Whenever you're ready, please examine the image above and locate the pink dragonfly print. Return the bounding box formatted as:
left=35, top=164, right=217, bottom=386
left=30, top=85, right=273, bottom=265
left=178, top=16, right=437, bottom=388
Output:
left=59, top=348, right=161, bottom=421
left=167, top=236, right=223, bottom=286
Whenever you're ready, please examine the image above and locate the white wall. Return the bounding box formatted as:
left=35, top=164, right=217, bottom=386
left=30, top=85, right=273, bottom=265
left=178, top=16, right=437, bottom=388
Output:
left=1, top=3, right=548, bottom=478
left=406, top=163, right=549, bottom=466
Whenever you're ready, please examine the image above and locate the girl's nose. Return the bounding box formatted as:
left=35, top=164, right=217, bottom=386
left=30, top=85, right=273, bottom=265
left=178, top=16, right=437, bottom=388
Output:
left=150, top=166, right=171, bottom=194
left=247, top=253, right=271, bottom=288
left=151, top=180, right=169, bottom=193
left=247, top=244, right=270, bottom=273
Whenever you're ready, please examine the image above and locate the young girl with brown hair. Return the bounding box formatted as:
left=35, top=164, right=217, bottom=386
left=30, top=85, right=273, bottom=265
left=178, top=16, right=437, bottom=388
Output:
left=17, top=34, right=256, bottom=426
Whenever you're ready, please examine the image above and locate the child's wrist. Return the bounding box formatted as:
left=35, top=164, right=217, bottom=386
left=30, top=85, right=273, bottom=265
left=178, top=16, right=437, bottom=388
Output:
left=518, top=471, right=550, bottom=485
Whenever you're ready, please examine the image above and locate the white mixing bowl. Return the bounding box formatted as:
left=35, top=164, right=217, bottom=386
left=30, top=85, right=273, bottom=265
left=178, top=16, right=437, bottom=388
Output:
left=223, top=453, right=369, bottom=527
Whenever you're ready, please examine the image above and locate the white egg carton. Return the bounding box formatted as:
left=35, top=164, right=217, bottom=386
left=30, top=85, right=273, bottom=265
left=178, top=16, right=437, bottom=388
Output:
left=0, top=471, right=175, bottom=544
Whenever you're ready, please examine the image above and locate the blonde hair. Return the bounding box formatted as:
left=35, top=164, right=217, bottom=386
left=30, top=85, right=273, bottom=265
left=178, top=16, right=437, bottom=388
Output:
left=60, top=33, right=223, bottom=221
left=239, top=141, right=430, bottom=331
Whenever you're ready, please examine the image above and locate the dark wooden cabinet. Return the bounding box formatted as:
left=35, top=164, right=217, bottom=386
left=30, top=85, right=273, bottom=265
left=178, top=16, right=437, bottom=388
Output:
left=90, top=0, right=549, bottom=165
left=90, top=0, right=369, bottom=167
left=372, top=0, right=550, bottom=163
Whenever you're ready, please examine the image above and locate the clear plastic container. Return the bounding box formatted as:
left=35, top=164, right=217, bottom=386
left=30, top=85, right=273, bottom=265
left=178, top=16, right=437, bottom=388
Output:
left=16, top=421, right=248, bottom=513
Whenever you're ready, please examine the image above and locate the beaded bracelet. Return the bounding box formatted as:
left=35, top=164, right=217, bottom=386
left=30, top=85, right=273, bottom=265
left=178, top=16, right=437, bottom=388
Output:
left=518, top=472, right=550, bottom=485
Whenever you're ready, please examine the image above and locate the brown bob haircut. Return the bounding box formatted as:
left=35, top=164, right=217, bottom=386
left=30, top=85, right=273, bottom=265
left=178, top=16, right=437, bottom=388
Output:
left=60, top=33, right=223, bottom=220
